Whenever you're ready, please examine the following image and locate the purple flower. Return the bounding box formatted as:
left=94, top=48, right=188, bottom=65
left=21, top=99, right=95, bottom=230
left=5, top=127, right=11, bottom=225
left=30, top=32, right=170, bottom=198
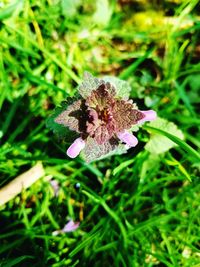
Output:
left=52, top=220, right=80, bottom=236
left=67, top=137, right=85, bottom=158
left=50, top=179, right=60, bottom=196
left=54, top=72, right=157, bottom=162
left=138, top=110, right=157, bottom=124
left=117, top=131, right=138, bottom=148
left=62, top=220, right=80, bottom=232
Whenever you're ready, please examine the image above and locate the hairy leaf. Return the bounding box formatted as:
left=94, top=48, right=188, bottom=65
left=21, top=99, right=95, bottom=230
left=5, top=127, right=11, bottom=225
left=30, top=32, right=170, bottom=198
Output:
left=103, top=76, right=131, bottom=100
left=145, top=118, right=184, bottom=154
left=82, top=137, right=119, bottom=162
left=54, top=99, right=88, bottom=133
left=85, top=83, right=115, bottom=110
left=78, top=72, right=105, bottom=98
left=113, top=100, right=144, bottom=132
left=46, top=99, right=79, bottom=141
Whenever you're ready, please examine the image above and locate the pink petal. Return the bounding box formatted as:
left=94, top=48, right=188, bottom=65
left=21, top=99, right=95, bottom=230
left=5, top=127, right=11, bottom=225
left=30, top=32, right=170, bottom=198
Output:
left=62, top=220, right=80, bottom=232
left=52, top=220, right=80, bottom=236
left=67, top=138, right=85, bottom=158
left=138, top=110, right=157, bottom=123
left=50, top=179, right=59, bottom=196
left=117, top=131, right=138, bottom=147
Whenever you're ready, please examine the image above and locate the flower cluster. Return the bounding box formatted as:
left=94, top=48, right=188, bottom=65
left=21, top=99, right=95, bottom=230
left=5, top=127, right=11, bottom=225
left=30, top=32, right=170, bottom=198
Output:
left=53, top=72, right=157, bottom=162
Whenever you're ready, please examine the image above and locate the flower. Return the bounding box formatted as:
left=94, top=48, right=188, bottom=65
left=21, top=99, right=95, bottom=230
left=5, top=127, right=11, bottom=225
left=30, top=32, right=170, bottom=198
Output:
left=52, top=220, right=80, bottom=236
left=49, top=179, right=60, bottom=196
left=67, top=137, right=85, bottom=158
left=54, top=72, right=157, bottom=162
left=62, top=220, right=80, bottom=232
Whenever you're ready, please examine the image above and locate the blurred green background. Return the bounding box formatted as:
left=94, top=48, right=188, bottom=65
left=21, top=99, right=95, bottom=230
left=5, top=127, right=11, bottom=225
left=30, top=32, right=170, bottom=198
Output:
left=0, top=0, right=200, bottom=266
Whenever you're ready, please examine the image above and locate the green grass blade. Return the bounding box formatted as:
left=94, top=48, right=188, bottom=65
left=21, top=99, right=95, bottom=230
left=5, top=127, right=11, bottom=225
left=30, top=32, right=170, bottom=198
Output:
left=144, top=125, right=200, bottom=161
left=119, top=46, right=154, bottom=79
left=2, top=256, right=34, bottom=267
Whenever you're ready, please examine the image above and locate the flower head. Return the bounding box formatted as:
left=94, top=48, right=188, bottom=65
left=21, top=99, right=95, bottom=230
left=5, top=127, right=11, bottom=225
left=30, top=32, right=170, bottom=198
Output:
left=52, top=219, right=80, bottom=236
left=53, top=72, right=157, bottom=162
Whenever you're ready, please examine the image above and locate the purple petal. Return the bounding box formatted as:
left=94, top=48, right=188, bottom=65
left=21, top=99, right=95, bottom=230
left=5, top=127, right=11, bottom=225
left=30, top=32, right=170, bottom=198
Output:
left=52, top=220, right=80, bottom=236
left=67, top=138, right=85, bottom=158
left=62, top=220, right=80, bottom=232
left=138, top=110, right=157, bottom=124
left=117, top=131, right=138, bottom=147
left=50, top=179, right=60, bottom=196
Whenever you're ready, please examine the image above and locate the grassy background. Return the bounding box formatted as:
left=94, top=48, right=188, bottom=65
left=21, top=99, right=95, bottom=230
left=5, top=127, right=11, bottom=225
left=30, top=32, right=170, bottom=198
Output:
left=0, top=0, right=200, bottom=266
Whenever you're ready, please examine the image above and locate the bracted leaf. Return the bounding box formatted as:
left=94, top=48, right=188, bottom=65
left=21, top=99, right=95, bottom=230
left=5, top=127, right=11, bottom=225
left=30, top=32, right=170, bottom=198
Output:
left=103, top=76, right=131, bottom=100
left=82, top=137, right=118, bottom=162
left=78, top=71, right=105, bottom=98
left=96, top=143, right=129, bottom=161
left=86, top=83, right=115, bottom=109
left=46, top=100, right=79, bottom=141
left=113, top=100, right=144, bottom=132
left=145, top=118, right=184, bottom=154
left=54, top=99, right=88, bottom=133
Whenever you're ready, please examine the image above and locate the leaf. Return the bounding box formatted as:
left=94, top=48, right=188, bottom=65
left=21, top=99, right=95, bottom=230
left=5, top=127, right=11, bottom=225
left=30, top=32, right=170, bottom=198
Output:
left=145, top=118, right=184, bottom=154
left=79, top=72, right=131, bottom=100
left=78, top=72, right=105, bottom=99
left=96, top=143, right=128, bottom=161
left=144, top=124, right=200, bottom=162
left=113, top=100, right=144, bottom=132
left=85, top=83, right=115, bottom=110
left=54, top=99, right=88, bottom=133
left=82, top=137, right=117, bottom=162
left=103, top=76, right=131, bottom=100
left=46, top=99, right=79, bottom=142
left=82, top=137, right=128, bottom=162
left=185, top=74, right=200, bottom=104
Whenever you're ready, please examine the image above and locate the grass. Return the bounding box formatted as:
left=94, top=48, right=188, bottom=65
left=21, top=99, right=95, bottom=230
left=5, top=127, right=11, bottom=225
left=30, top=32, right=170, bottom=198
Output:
left=0, top=0, right=200, bottom=266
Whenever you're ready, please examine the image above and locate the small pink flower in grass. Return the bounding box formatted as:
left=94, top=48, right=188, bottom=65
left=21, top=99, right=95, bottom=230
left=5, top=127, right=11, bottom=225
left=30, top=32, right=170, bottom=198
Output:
left=50, top=179, right=60, bottom=196
left=52, top=220, right=80, bottom=236
left=53, top=72, right=157, bottom=162
left=62, top=220, right=80, bottom=232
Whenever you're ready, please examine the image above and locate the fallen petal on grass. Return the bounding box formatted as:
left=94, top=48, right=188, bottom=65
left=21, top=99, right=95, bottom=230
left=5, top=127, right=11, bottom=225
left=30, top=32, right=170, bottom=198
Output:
left=62, top=220, right=80, bottom=232
left=52, top=220, right=80, bottom=236
left=49, top=179, right=60, bottom=196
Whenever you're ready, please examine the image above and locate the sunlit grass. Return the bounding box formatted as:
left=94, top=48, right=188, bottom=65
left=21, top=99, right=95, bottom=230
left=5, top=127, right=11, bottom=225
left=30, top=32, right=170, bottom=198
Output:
left=0, top=0, right=200, bottom=266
